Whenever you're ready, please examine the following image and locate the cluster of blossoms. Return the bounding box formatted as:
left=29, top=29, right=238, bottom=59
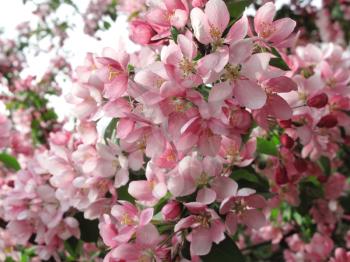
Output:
left=1, top=0, right=350, bottom=261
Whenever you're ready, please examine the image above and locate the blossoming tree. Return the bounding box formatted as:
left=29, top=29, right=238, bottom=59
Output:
left=1, top=0, right=350, bottom=261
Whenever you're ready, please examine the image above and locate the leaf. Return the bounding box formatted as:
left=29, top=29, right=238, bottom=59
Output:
left=0, top=153, right=21, bottom=171
left=269, top=57, right=290, bottom=71
left=230, top=167, right=270, bottom=194
left=104, top=118, right=118, bottom=144
left=297, top=177, right=323, bottom=215
left=171, top=27, right=179, bottom=43
left=201, top=235, right=245, bottom=262
left=103, top=21, right=111, bottom=30
left=231, top=169, right=259, bottom=183
left=227, top=0, right=253, bottom=18
left=318, top=156, right=331, bottom=176
left=256, top=137, right=279, bottom=156
left=117, top=184, right=135, bottom=203
left=74, top=213, right=99, bottom=243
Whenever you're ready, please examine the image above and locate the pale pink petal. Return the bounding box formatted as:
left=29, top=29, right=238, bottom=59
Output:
left=211, top=176, right=238, bottom=202
left=205, top=0, right=229, bottom=34
left=267, top=94, right=292, bottom=120
left=254, top=2, right=276, bottom=33
left=128, top=180, right=153, bottom=201
left=196, top=187, right=216, bottom=204
left=225, top=15, right=249, bottom=43
left=136, top=224, right=160, bottom=247
left=190, top=8, right=211, bottom=44
left=269, top=18, right=296, bottom=43
left=234, top=80, right=267, bottom=109
left=241, top=209, right=266, bottom=230
left=178, top=34, right=197, bottom=59
left=225, top=212, right=238, bottom=235
left=191, top=228, right=212, bottom=256
left=139, top=208, right=154, bottom=225
left=228, top=39, right=253, bottom=65
left=210, top=219, right=225, bottom=244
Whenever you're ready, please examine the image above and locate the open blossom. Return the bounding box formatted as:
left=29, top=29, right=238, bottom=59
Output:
left=254, top=2, right=296, bottom=47
left=175, top=202, right=225, bottom=256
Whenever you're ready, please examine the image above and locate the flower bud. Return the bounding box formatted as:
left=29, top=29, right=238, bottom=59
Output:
left=129, top=20, right=156, bottom=45
left=280, top=134, right=294, bottom=149
left=307, top=93, right=328, bottom=108
left=162, top=201, right=181, bottom=221
left=279, top=119, right=292, bottom=128
left=293, top=158, right=307, bottom=173
left=316, top=114, right=338, bottom=128
left=275, top=165, right=288, bottom=185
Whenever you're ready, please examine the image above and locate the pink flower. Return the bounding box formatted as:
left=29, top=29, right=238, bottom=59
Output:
left=305, top=233, right=334, bottom=261
left=110, top=202, right=154, bottom=244
left=108, top=223, right=166, bottom=261
left=95, top=47, right=129, bottom=100
left=146, top=0, right=189, bottom=31
left=175, top=202, right=225, bottom=256
left=129, top=19, right=157, bottom=45
left=330, top=248, right=350, bottom=262
left=254, top=2, right=296, bottom=47
left=219, top=186, right=266, bottom=234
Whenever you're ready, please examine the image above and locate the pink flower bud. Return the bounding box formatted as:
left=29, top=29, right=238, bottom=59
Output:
left=317, top=114, right=338, bottom=128
left=279, top=119, right=292, bottom=128
left=307, top=93, right=328, bottom=108
left=192, top=0, right=208, bottom=7
left=280, top=134, right=294, bottom=149
left=294, top=158, right=307, bottom=173
left=129, top=20, right=156, bottom=45
left=161, top=201, right=181, bottom=221
left=275, top=165, right=288, bottom=185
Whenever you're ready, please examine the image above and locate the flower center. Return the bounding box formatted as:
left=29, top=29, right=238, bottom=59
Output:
left=108, top=65, right=121, bottom=81
left=179, top=58, right=196, bottom=76
left=260, top=22, right=276, bottom=38
left=210, top=26, right=222, bottom=43
left=223, top=64, right=241, bottom=81
left=195, top=214, right=211, bottom=228
left=120, top=213, right=134, bottom=225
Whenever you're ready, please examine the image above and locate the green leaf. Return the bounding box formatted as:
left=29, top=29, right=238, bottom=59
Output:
left=227, top=0, right=253, bottom=18
left=171, top=27, right=179, bottom=43
left=256, top=137, right=279, bottom=156
left=117, top=184, right=135, bottom=203
left=5, top=257, right=16, bottom=262
left=318, top=156, right=331, bottom=176
left=269, top=57, right=290, bottom=71
left=103, top=21, right=111, bottom=30
left=231, top=169, right=259, bottom=183
left=0, top=153, right=21, bottom=171
left=104, top=118, right=118, bottom=144
left=201, top=235, right=245, bottom=262
left=74, top=213, right=99, bottom=243
left=297, top=177, right=323, bottom=214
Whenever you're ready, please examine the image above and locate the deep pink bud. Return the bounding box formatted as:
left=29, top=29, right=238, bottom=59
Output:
left=279, top=119, right=292, bottom=128
left=307, top=93, right=328, bottom=108
left=162, top=201, right=181, bottom=221
left=280, top=134, right=294, bottom=149
left=316, top=114, right=338, bottom=128
left=294, top=158, right=307, bottom=173
left=275, top=165, right=288, bottom=185
left=130, top=20, right=156, bottom=45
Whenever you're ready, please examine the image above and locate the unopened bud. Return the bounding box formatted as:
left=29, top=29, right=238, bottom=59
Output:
left=279, top=119, right=292, bottom=128
left=317, top=114, right=338, bottom=128
left=307, top=93, right=328, bottom=108
left=275, top=165, right=289, bottom=185
left=162, top=201, right=181, bottom=221
left=280, top=134, right=294, bottom=149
